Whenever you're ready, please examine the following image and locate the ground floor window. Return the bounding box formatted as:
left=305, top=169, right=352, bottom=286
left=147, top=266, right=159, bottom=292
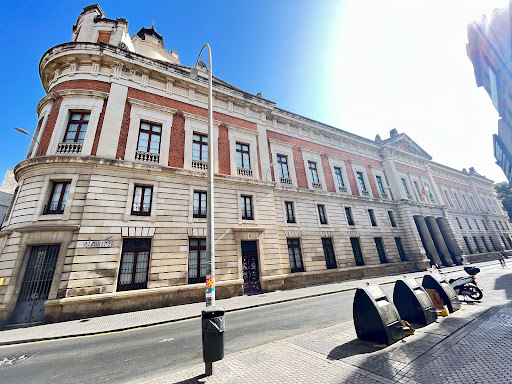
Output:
left=472, top=236, right=482, bottom=253
left=117, top=238, right=151, bottom=291
left=287, top=238, right=304, bottom=273
left=481, top=236, right=491, bottom=253
left=322, top=237, right=337, bottom=269
left=188, top=238, right=207, bottom=283
left=489, top=236, right=497, bottom=251
left=374, top=237, right=387, bottom=263
left=463, top=236, right=473, bottom=254
left=350, top=237, right=364, bottom=266
left=394, top=237, right=407, bottom=261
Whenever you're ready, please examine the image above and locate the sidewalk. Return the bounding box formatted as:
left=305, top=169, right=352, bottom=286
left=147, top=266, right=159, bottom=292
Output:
left=0, top=260, right=496, bottom=346
left=151, top=301, right=512, bottom=384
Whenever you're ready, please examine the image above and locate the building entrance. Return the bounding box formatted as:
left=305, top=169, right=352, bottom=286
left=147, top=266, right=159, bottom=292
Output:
left=241, top=240, right=262, bottom=295
left=11, top=244, right=60, bottom=324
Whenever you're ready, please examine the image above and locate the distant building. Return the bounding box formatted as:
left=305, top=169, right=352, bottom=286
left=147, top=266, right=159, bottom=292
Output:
left=0, top=4, right=510, bottom=327
left=467, top=3, right=512, bottom=182
left=0, top=169, right=15, bottom=224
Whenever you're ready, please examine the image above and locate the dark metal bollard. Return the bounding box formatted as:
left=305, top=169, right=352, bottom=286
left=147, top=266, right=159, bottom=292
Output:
left=393, top=279, right=437, bottom=326
left=353, top=286, right=405, bottom=346
left=202, top=306, right=225, bottom=364
left=422, top=274, right=461, bottom=313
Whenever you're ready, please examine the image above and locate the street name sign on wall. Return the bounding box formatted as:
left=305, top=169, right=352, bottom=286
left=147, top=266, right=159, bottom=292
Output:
left=84, top=240, right=115, bottom=248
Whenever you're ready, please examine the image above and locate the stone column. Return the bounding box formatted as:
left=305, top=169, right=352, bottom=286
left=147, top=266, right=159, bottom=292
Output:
left=395, top=203, right=429, bottom=263
left=424, top=216, right=454, bottom=266
left=414, top=215, right=442, bottom=266
left=436, top=217, right=463, bottom=264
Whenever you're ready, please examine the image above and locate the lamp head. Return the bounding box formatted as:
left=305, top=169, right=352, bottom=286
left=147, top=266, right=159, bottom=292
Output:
left=14, top=127, right=30, bottom=136
left=189, top=65, right=199, bottom=80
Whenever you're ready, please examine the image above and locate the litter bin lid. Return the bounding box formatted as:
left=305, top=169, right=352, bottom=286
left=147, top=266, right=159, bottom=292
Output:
left=202, top=306, right=225, bottom=319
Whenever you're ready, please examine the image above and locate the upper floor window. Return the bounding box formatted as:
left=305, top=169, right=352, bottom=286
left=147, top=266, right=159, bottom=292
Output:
left=137, top=122, right=161, bottom=154
left=43, top=181, right=70, bottom=215
left=462, top=194, right=472, bottom=211
left=318, top=204, right=328, bottom=225
left=413, top=181, right=422, bottom=199
left=456, top=217, right=463, bottom=229
left=356, top=172, right=367, bottom=193
left=465, top=218, right=472, bottom=230
left=453, top=192, right=464, bottom=210
left=482, top=220, right=488, bottom=230
left=236, top=142, right=251, bottom=173
left=376, top=175, right=386, bottom=198
left=425, top=183, right=436, bottom=203
left=470, top=195, right=480, bottom=212
left=334, top=167, right=346, bottom=190
left=192, top=133, right=208, bottom=169
left=388, top=211, right=397, bottom=227
left=277, top=154, right=290, bottom=181
left=368, top=209, right=377, bottom=226
left=474, top=219, right=480, bottom=230
left=308, top=161, right=320, bottom=187
left=64, top=112, right=90, bottom=143
left=345, top=207, right=355, bottom=226
left=193, top=191, right=207, bottom=218
left=97, top=31, right=111, bottom=43
left=401, top=178, right=411, bottom=198
left=443, top=190, right=454, bottom=208
left=241, top=195, right=253, bottom=220
left=285, top=201, right=296, bottom=223
left=132, top=186, right=152, bottom=216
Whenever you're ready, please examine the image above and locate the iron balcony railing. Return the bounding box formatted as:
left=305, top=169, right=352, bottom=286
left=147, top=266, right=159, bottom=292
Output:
left=131, top=203, right=151, bottom=216
left=43, top=203, right=65, bottom=215
left=193, top=207, right=207, bottom=218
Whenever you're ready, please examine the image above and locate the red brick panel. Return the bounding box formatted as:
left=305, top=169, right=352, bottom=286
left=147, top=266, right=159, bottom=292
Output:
left=321, top=155, right=336, bottom=192
left=344, top=161, right=360, bottom=196
left=293, top=146, right=308, bottom=189
left=115, top=101, right=132, bottom=159
left=169, top=111, right=185, bottom=168
left=50, top=80, right=111, bottom=93
left=366, top=166, right=380, bottom=198
left=40, top=97, right=63, bottom=155
left=91, top=99, right=108, bottom=156
left=395, top=163, right=428, bottom=176
left=218, top=123, right=230, bottom=175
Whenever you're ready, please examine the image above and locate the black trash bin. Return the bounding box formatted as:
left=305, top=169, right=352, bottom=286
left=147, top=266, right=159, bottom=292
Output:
left=393, top=279, right=437, bottom=326
left=353, top=286, right=404, bottom=346
left=202, top=306, right=225, bottom=363
left=422, top=273, right=461, bottom=313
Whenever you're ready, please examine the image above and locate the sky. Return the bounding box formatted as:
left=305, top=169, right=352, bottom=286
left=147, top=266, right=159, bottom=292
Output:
left=0, top=0, right=508, bottom=184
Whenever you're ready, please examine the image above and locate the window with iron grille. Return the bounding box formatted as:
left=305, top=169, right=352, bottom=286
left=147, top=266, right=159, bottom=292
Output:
left=193, top=191, right=207, bottom=218
left=482, top=220, right=488, bottom=230
left=117, top=238, right=151, bottom=291
left=345, top=207, right=355, bottom=226
left=318, top=204, right=328, bottom=225
left=466, top=218, right=472, bottom=230
left=481, top=236, right=491, bottom=252
left=192, top=133, right=208, bottom=161
left=241, top=195, right=253, bottom=220
left=474, top=219, right=480, bottom=230
left=494, top=220, right=500, bottom=230
left=357, top=172, right=367, bottom=192
left=137, top=122, right=161, bottom=154
left=388, top=211, right=397, bottom=227
left=277, top=154, right=290, bottom=178
left=287, top=238, right=304, bottom=273
left=350, top=237, right=364, bottom=266
left=456, top=217, right=463, bottom=229
left=473, top=236, right=482, bottom=253
left=368, top=209, right=377, bottom=226
left=236, top=142, right=251, bottom=169
left=500, top=221, right=506, bottom=230
left=463, top=236, right=473, bottom=254
left=334, top=167, right=345, bottom=189
left=489, top=236, right=497, bottom=251
left=285, top=201, right=295, bottom=223
left=63, top=112, right=90, bottom=143
left=132, top=186, right=152, bottom=216
left=374, top=237, right=388, bottom=263
left=308, top=161, right=320, bottom=183
left=43, top=181, right=70, bottom=215
left=188, top=238, right=206, bottom=284
left=376, top=175, right=386, bottom=197
left=395, top=237, right=407, bottom=261
left=322, top=238, right=337, bottom=269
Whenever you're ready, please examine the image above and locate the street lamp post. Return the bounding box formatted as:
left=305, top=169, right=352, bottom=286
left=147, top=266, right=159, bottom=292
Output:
left=190, top=44, right=215, bottom=308
left=14, top=127, right=42, bottom=157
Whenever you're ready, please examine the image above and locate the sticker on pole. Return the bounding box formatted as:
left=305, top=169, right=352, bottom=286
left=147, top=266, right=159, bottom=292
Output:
left=206, top=275, right=215, bottom=297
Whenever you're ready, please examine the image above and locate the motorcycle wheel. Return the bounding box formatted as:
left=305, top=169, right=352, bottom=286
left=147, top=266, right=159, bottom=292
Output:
left=467, top=284, right=483, bottom=300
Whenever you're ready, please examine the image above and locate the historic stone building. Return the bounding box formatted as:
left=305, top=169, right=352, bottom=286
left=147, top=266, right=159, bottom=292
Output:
left=1, top=4, right=510, bottom=326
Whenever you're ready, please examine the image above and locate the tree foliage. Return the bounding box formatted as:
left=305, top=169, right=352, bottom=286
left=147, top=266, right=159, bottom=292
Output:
left=494, top=182, right=512, bottom=221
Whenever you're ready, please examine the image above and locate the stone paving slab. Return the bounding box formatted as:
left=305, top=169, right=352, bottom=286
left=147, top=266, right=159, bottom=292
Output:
left=145, top=302, right=511, bottom=384
left=0, top=261, right=496, bottom=345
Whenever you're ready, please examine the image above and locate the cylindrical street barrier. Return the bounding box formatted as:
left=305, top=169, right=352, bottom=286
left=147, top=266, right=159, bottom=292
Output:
left=393, top=279, right=437, bottom=325
left=353, top=286, right=405, bottom=346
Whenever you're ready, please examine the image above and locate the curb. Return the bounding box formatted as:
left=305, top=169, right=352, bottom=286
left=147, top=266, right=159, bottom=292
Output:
left=0, top=261, right=497, bottom=347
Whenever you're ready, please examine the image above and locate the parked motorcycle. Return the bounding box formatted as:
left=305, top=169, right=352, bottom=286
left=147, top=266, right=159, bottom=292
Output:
left=449, top=266, right=483, bottom=300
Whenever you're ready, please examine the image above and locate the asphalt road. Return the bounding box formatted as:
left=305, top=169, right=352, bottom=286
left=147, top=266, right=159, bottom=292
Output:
left=1, top=263, right=510, bottom=384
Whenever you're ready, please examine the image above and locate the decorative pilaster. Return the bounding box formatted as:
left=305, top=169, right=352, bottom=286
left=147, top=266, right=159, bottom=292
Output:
left=112, top=61, right=124, bottom=80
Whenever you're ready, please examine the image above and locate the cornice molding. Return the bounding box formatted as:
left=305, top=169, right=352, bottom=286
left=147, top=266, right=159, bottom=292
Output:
left=182, top=111, right=221, bottom=126
left=268, top=138, right=295, bottom=148
left=56, top=89, right=109, bottom=100
left=225, top=123, right=258, bottom=136
left=299, top=146, right=323, bottom=156
left=36, top=93, right=58, bottom=115
left=325, top=153, right=345, bottom=162
left=128, top=97, right=177, bottom=115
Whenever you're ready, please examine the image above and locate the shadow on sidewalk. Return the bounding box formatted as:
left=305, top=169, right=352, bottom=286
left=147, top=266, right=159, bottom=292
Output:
left=327, top=338, right=384, bottom=360
left=172, top=374, right=207, bottom=384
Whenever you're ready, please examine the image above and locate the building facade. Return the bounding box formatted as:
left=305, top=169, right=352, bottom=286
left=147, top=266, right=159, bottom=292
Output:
left=1, top=4, right=511, bottom=327
left=467, top=2, right=512, bottom=182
